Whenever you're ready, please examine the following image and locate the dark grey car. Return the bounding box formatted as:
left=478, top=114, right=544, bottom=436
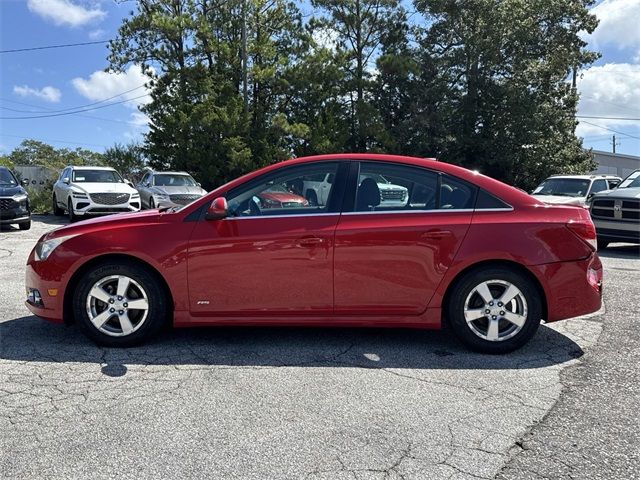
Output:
left=136, top=171, right=207, bottom=209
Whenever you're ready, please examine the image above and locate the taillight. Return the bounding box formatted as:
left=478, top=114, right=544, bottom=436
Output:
left=566, top=219, right=597, bottom=251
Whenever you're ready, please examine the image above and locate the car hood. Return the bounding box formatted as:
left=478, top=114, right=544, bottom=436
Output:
left=593, top=187, right=640, bottom=199
left=151, top=185, right=207, bottom=195
left=0, top=185, right=26, bottom=197
left=532, top=194, right=584, bottom=205
left=44, top=209, right=161, bottom=241
left=260, top=191, right=307, bottom=203
left=72, top=182, right=137, bottom=195
left=378, top=183, right=407, bottom=192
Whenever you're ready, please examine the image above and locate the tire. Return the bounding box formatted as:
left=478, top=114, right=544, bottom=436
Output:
left=18, top=220, right=31, bottom=230
left=597, top=238, right=609, bottom=250
left=446, top=266, right=542, bottom=354
left=52, top=194, right=64, bottom=216
left=149, top=197, right=155, bottom=209
left=72, top=261, right=168, bottom=347
left=67, top=198, right=77, bottom=223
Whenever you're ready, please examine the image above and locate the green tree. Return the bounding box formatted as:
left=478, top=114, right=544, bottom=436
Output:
left=6, top=139, right=104, bottom=170
left=412, top=0, right=599, bottom=189
left=103, top=143, right=147, bottom=181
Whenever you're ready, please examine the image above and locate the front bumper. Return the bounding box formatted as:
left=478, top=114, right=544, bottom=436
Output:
left=25, top=260, right=64, bottom=324
left=71, top=195, right=140, bottom=217
left=0, top=202, right=31, bottom=224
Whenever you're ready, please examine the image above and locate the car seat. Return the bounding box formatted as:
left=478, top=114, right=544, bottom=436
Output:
left=356, top=178, right=381, bottom=211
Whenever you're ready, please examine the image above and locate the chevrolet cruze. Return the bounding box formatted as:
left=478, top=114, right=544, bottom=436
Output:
left=25, top=154, right=603, bottom=353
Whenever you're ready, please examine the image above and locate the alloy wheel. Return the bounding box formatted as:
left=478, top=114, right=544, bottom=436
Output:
left=463, top=279, right=528, bottom=342
left=85, top=275, right=150, bottom=337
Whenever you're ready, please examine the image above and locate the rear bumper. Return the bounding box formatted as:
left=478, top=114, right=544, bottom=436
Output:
left=531, top=253, right=603, bottom=322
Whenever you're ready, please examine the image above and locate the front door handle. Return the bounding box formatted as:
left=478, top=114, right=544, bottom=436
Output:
left=297, top=236, right=324, bottom=248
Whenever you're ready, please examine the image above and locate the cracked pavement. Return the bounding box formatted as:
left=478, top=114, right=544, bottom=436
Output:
left=0, top=217, right=635, bottom=479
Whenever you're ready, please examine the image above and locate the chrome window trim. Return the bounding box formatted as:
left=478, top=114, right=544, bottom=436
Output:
left=223, top=212, right=340, bottom=220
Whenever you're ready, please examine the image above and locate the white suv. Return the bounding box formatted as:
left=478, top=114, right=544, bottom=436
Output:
left=302, top=172, right=408, bottom=207
left=52, top=166, right=140, bottom=222
left=531, top=174, right=621, bottom=207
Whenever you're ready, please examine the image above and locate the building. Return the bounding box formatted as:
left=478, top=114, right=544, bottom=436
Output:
left=14, top=165, right=58, bottom=191
left=591, top=150, right=640, bottom=179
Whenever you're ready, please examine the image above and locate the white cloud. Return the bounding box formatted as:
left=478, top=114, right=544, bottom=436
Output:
left=27, top=0, right=106, bottom=27
left=13, top=85, right=61, bottom=103
left=71, top=65, right=153, bottom=109
left=587, top=0, right=640, bottom=50
left=88, top=28, right=105, bottom=40
left=576, top=63, right=640, bottom=138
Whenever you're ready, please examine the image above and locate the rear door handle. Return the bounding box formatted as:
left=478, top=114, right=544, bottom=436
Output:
left=297, top=236, right=324, bottom=248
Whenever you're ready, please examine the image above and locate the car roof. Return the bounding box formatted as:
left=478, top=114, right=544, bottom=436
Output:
left=68, top=165, right=117, bottom=171
left=546, top=174, right=620, bottom=180
left=152, top=171, right=191, bottom=176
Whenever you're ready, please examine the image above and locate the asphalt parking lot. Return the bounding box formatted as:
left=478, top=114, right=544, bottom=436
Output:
left=1, top=217, right=638, bottom=479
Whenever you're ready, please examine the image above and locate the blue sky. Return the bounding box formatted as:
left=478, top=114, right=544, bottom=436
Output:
left=1, top=0, right=639, bottom=157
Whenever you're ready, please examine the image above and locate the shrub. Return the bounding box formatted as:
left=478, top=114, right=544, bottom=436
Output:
left=27, top=186, right=53, bottom=214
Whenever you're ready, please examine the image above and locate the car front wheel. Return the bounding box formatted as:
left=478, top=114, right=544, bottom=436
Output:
left=72, top=261, right=168, bottom=347
left=447, top=267, right=542, bottom=354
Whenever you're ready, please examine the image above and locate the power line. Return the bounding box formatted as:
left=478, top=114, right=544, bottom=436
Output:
left=0, top=40, right=109, bottom=54
left=0, top=84, right=148, bottom=114
left=579, top=120, right=640, bottom=141
left=0, top=133, right=108, bottom=149
left=0, top=94, right=151, bottom=119
left=577, top=115, right=640, bottom=121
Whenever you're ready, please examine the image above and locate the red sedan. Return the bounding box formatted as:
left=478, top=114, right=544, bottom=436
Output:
left=25, top=154, right=602, bottom=353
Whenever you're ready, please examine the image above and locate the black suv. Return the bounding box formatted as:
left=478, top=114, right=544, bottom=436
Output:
left=0, top=166, right=31, bottom=230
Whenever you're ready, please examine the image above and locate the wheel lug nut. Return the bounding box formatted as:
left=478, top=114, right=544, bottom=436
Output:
left=489, top=301, right=494, bottom=306
left=123, top=302, right=128, bottom=308
left=118, top=310, right=124, bottom=315
left=492, top=315, right=497, bottom=320
left=109, top=308, right=115, bottom=313
left=498, top=302, right=503, bottom=307
left=500, top=311, right=505, bottom=315
left=109, top=298, right=114, bottom=304
left=485, top=309, right=490, bottom=314
left=117, top=296, right=123, bottom=301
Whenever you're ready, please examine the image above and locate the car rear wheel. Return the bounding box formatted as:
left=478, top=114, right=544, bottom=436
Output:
left=149, top=197, right=155, bottom=209
left=18, top=220, right=31, bottom=230
left=447, top=267, right=542, bottom=354
left=52, top=194, right=64, bottom=216
left=72, top=261, right=168, bottom=347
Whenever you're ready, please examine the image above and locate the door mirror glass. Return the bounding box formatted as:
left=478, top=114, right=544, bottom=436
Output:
left=21, top=179, right=29, bottom=187
left=206, top=197, right=228, bottom=220
left=63, top=177, right=70, bottom=185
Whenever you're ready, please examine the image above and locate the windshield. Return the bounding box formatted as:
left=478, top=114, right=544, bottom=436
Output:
left=618, top=171, right=640, bottom=189
left=153, top=174, right=197, bottom=187
left=532, top=178, right=590, bottom=197
left=73, top=170, right=123, bottom=183
left=0, top=169, right=17, bottom=186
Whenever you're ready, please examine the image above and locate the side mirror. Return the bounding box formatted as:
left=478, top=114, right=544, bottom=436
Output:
left=21, top=179, right=29, bottom=187
left=196, top=182, right=202, bottom=187
left=63, top=177, right=70, bottom=185
left=125, top=179, right=134, bottom=187
left=206, top=197, right=228, bottom=220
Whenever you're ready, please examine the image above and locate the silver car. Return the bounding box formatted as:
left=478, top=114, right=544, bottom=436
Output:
left=136, top=170, right=207, bottom=209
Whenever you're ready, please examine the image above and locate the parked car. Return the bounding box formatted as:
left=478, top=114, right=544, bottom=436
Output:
left=301, top=171, right=409, bottom=207
left=26, top=154, right=602, bottom=354
left=52, top=166, right=140, bottom=222
left=589, top=169, right=640, bottom=249
left=531, top=174, right=621, bottom=207
left=0, top=166, right=31, bottom=230
left=136, top=170, right=207, bottom=209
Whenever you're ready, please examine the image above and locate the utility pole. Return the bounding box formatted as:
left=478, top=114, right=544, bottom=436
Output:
left=611, top=135, right=620, bottom=154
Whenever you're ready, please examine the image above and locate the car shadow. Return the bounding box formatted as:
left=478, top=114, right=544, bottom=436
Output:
left=0, top=214, right=66, bottom=232
left=598, top=244, right=640, bottom=260
left=0, top=315, right=584, bottom=373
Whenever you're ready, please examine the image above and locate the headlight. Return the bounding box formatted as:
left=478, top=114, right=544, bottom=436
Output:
left=154, top=194, right=169, bottom=199
left=34, top=234, right=78, bottom=262
left=72, top=192, right=88, bottom=198
left=12, top=193, right=28, bottom=202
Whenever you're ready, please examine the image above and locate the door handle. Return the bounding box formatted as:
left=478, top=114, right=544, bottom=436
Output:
left=297, top=236, right=324, bottom=248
